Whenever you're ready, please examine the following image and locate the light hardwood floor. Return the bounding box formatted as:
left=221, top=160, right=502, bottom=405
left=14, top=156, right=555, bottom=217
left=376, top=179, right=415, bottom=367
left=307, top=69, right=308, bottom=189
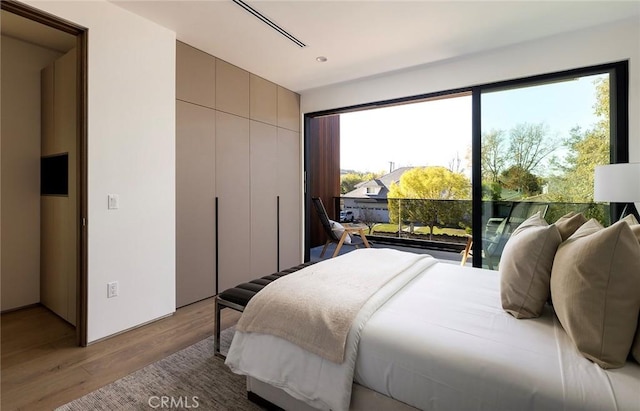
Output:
left=1, top=298, right=240, bottom=411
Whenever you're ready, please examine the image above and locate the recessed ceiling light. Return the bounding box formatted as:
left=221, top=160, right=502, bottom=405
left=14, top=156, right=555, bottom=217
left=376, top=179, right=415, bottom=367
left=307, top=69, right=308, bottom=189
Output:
left=316, top=56, right=328, bottom=63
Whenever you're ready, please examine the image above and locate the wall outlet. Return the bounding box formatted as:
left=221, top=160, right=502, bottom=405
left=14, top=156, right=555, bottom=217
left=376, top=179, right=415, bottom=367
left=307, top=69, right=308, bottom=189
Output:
left=107, top=281, right=118, bottom=298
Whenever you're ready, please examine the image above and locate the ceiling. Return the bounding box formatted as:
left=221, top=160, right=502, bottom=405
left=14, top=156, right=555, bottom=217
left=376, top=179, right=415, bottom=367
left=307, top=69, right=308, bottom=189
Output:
left=3, top=2, right=637, bottom=92
left=111, top=1, right=639, bottom=93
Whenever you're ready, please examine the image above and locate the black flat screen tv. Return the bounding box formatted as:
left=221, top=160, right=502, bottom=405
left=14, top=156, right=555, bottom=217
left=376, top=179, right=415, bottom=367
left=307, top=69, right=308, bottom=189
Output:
left=41, top=153, right=68, bottom=196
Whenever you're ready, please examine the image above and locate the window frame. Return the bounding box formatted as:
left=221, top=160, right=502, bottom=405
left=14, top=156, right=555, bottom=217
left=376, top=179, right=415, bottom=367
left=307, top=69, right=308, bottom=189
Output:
left=304, top=62, right=629, bottom=265
left=471, top=62, right=628, bottom=267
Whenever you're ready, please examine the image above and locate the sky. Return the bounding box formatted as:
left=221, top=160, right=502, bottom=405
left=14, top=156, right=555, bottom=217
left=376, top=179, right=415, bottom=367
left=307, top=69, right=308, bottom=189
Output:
left=340, top=73, right=606, bottom=176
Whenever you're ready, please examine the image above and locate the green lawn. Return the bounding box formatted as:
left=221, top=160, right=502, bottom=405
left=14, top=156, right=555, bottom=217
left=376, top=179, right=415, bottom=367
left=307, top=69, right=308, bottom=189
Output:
left=370, top=223, right=467, bottom=237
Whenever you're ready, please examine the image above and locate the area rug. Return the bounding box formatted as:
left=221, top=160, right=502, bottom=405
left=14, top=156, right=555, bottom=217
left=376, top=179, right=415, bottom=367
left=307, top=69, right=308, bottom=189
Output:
left=56, top=328, right=263, bottom=410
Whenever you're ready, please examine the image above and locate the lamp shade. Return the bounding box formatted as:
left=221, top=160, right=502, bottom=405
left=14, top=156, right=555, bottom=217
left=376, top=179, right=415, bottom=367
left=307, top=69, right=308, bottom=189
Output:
left=594, top=163, right=640, bottom=202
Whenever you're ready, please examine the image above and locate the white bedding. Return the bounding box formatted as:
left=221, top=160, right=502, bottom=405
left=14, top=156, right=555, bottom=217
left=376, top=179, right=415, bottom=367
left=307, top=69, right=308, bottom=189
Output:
left=226, top=249, right=436, bottom=411
left=226, top=250, right=640, bottom=411
left=355, top=262, right=640, bottom=410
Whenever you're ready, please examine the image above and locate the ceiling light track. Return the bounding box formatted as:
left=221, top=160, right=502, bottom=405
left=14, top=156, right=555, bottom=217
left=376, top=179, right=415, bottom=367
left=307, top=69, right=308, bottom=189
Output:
left=232, top=0, right=306, bottom=48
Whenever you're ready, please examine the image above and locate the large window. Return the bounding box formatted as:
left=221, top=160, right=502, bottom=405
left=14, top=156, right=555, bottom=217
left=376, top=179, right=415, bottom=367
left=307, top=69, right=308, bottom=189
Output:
left=305, top=62, right=628, bottom=267
left=478, top=71, right=615, bottom=269
left=339, top=94, right=472, bottom=247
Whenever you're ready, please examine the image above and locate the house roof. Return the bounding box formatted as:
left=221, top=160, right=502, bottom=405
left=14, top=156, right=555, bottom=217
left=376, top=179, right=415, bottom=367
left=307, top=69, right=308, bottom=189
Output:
left=343, top=167, right=413, bottom=201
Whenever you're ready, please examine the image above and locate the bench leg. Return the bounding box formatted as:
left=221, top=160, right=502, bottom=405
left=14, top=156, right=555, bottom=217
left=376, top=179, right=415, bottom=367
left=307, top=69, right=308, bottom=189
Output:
left=214, top=297, right=224, bottom=359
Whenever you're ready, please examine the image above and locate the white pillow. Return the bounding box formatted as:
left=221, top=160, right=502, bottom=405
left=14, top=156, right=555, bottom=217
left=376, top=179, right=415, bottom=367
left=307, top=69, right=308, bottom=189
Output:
left=329, top=220, right=351, bottom=244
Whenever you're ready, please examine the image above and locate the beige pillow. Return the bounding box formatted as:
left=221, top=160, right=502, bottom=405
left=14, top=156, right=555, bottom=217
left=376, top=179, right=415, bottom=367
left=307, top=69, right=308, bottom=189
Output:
left=553, top=211, right=587, bottom=241
left=550, top=219, right=640, bottom=368
left=630, top=224, right=640, bottom=243
left=621, top=214, right=640, bottom=243
left=621, top=214, right=639, bottom=226
left=500, top=212, right=562, bottom=319
left=621, top=214, right=640, bottom=363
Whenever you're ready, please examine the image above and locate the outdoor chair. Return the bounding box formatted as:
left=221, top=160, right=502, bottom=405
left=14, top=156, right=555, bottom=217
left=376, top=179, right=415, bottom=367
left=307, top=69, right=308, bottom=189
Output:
left=312, top=197, right=366, bottom=258
left=461, top=202, right=549, bottom=269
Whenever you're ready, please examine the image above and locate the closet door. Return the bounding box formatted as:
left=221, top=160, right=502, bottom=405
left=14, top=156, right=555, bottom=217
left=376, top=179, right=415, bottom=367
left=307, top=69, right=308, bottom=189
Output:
left=40, top=49, right=77, bottom=325
left=176, top=41, right=215, bottom=109
left=216, top=111, right=251, bottom=293
left=250, top=120, right=278, bottom=276
left=278, top=128, right=302, bottom=268
left=40, top=64, right=65, bottom=318
left=176, top=100, right=216, bottom=307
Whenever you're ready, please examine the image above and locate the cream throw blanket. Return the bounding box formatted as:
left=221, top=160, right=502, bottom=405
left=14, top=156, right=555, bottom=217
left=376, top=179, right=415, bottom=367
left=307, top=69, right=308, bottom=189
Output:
left=235, top=248, right=435, bottom=363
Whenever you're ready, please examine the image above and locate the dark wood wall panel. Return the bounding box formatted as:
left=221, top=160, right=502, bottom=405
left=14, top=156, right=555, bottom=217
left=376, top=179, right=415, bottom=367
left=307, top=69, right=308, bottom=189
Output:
left=308, top=115, right=341, bottom=248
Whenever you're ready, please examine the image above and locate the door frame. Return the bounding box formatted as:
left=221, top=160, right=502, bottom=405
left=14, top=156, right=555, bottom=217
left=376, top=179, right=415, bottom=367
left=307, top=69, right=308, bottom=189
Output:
left=2, top=0, right=89, bottom=346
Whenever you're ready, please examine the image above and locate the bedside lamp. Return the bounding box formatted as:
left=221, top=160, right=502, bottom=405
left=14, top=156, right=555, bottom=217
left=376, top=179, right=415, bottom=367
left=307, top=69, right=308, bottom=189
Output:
left=594, top=163, right=640, bottom=221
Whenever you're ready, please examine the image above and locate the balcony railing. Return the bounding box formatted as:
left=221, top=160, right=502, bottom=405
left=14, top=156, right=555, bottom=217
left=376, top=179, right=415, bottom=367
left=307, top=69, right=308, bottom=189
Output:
left=335, top=197, right=611, bottom=267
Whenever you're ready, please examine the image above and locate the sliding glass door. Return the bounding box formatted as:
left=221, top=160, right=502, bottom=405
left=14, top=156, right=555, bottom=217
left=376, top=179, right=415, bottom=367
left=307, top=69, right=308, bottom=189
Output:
left=339, top=94, right=472, bottom=249
left=304, top=62, right=628, bottom=267
left=476, top=67, right=624, bottom=268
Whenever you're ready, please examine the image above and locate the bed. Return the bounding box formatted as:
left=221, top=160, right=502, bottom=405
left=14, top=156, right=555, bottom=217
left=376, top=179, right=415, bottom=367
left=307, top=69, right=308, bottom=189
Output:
left=225, top=247, right=640, bottom=411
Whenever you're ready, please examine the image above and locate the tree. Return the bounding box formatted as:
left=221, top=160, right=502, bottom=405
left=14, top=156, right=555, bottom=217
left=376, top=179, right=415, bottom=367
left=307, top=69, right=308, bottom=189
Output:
left=388, top=167, right=470, bottom=239
left=480, top=122, right=557, bottom=200
left=340, top=172, right=382, bottom=194
left=500, top=165, right=542, bottom=197
left=482, top=181, right=502, bottom=201
left=508, top=122, right=558, bottom=174
left=357, top=207, right=379, bottom=234
left=447, top=152, right=465, bottom=174
left=547, top=77, right=610, bottom=203
left=481, top=129, right=507, bottom=183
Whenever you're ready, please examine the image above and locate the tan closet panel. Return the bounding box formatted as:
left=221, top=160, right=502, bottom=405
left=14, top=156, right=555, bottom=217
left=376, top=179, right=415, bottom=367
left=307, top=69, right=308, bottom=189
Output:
left=41, top=64, right=55, bottom=154
left=277, top=128, right=302, bottom=268
left=277, top=86, right=300, bottom=132
left=57, top=51, right=77, bottom=324
left=216, top=111, right=251, bottom=293
left=250, top=120, right=278, bottom=277
left=250, top=75, right=277, bottom=126
left=40, top=49, right=77, bottom=325
left=40, top=198, right=67, bottom=315
left=176, top=101, right=216, bottom=307
left=216, top=60, right=249, bottom=118
left=176, top=41, right=215, bottom=108
left=54, top=50, right=76, bottom=154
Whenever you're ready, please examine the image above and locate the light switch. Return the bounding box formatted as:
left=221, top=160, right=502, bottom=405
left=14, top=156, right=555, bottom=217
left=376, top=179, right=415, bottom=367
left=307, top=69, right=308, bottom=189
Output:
left=108, top=194, right=119, bottom=210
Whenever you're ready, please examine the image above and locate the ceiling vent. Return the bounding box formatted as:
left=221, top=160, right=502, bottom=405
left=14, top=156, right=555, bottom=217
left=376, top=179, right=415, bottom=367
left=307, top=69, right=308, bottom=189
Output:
left=232, top=0, right=306, bottom=48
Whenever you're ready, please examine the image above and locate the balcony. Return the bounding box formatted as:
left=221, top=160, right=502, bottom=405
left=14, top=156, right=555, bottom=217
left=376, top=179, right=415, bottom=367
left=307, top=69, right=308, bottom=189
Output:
left=327, top=197, right=610, bottom=269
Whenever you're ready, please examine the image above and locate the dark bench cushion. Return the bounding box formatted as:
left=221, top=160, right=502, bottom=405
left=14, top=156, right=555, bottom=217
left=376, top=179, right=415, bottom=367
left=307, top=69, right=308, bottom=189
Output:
left=217, top=262, right=316, bottom=309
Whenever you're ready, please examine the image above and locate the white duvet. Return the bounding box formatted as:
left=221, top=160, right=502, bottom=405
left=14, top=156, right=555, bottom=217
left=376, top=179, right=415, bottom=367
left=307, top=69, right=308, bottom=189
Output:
left=226, top=248, right=436, bottom=411
left=226, top=249, right=640, bottom=411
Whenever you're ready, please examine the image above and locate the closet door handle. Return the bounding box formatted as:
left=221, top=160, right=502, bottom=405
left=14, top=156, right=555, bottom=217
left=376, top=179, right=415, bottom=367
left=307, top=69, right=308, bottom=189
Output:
left=277, top=195, right=280, bottom=272
left=215, top=197, right=219, bottom=295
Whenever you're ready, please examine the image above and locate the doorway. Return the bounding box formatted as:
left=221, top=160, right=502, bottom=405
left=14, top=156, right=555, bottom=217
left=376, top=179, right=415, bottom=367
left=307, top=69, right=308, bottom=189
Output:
left=0, top=1, right=88, bottom=346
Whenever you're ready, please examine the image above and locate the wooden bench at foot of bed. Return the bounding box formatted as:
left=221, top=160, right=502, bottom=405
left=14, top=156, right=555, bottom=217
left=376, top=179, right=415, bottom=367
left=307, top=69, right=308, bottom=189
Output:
left=214, top=261, right=317, bottom=358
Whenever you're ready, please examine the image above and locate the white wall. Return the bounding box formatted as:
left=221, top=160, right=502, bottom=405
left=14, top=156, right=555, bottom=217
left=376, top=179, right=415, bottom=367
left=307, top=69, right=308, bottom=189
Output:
left=27, top=0, right=176, bottom=342
left=301, top=17, right=640, bottom=163
left=1, top=36, right=62, bottom=311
